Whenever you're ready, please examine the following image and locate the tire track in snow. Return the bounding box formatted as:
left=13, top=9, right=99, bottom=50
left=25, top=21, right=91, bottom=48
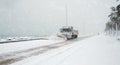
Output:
left=0, top=41, right=66, bottom=65
left=0, top=36, right=91, bottom=65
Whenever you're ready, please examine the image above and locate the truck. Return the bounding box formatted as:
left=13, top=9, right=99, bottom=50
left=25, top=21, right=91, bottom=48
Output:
left=58, top=26, right=79, bottom=40
left=57, top=5, right=79, bottom=40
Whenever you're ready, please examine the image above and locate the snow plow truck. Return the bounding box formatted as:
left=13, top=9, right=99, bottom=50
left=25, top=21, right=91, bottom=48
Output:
left=58, top=26, right=79, bottom=40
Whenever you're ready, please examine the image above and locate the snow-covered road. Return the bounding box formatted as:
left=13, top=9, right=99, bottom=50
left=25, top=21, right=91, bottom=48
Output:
left=1, top=35, right=119, bottom=65
left=6, top=34, right=120, bottom=65
left=0, top=36, right=90, bottom=65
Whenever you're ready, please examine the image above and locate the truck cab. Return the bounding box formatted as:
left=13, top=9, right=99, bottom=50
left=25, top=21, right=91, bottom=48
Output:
left=59, top=26, right=78, bottom=40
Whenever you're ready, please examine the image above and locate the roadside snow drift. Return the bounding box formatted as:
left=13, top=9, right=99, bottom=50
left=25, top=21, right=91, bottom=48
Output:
left=9, top=34, right=120, bottom=65
left=0, top=39, right=63, bottom=54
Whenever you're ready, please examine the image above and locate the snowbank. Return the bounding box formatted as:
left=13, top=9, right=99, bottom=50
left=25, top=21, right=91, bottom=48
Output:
left=0, top=39, right=63, bottom=54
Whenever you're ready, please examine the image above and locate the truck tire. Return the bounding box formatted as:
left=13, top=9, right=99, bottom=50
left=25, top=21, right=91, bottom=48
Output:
left=74, top=35, right=78, bottom=38
left=72, top=35, right=77, bottom=39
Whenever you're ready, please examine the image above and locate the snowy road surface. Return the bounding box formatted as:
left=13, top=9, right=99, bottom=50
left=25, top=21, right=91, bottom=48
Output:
left=0, top=36, right=90, bottom=65
left=0, top=35, right=120, bottom=65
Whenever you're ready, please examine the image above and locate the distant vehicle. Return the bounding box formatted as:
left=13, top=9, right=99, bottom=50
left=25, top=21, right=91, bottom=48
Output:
left=58, top=26, right=79, bottom=40
left=57, top=5, right=79, bottom=40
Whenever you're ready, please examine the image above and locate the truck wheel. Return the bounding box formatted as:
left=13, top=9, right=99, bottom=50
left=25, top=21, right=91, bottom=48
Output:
left=75, top=35, right=78, bottom=38
left=67, top=38, right=71, bottom=40
left=71, top=35, right=74, bottom=39
left=72, top=35, right=77, bottom=39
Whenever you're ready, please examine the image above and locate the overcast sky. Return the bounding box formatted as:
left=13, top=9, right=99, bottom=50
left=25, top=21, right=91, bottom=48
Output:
left=0, top=0, right=118, bottom=37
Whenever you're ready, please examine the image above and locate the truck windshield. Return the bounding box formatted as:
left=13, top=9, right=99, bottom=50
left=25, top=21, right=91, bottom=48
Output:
left=60, top=28, right=72, bottom=32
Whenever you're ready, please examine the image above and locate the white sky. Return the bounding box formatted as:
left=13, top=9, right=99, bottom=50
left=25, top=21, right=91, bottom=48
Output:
left=0, top=0, right=118, bottom=37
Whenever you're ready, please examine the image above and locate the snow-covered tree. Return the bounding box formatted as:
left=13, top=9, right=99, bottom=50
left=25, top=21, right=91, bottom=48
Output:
left=105, top=4, right=120, bottom=35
